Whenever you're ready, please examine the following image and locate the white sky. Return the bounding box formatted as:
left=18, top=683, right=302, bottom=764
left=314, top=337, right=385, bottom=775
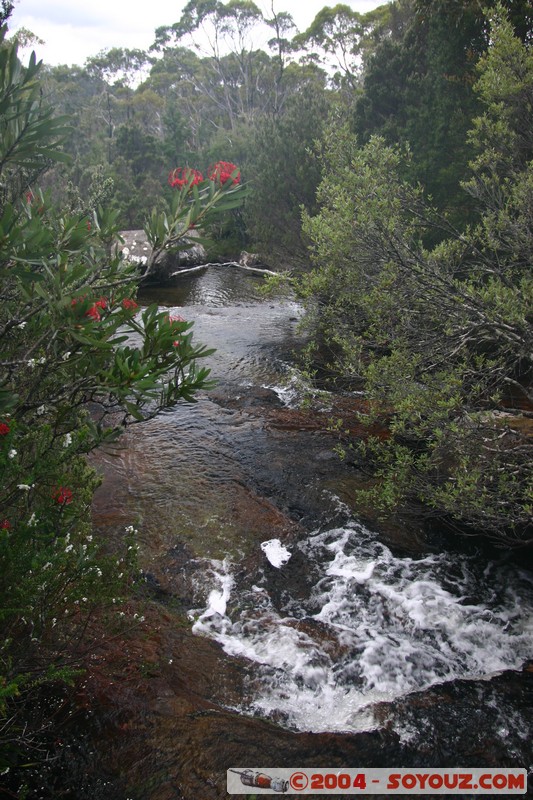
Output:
left=9, top=0, right=387, bottom=68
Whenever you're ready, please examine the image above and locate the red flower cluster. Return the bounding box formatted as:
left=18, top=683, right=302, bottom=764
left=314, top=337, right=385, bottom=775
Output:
left=88, top=297, right=108, bottom=320
left=0, top=421, right=10, bottom=435
left=208, top=161, right=241, bottom=186
left=85, top=304, right=101, bottom=321
left=168, top=167, right=204, bottom=190
left=122, top=298, right=138, bottom=312
left=71, top=296, right=107, bottom=322
left=53, top=486, right=73, bottom=505
left=1, top=519, right=11, bottom=530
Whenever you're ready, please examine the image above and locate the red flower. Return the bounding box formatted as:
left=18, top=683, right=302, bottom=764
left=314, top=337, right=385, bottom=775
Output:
left=168, top=167, right=204, bottom=190
left=71, top=296, right=106, bottom=319
left=85, top=304, right=101, bottom=322
left=122, top=298, right=138, bottom=311
left=53, top=486, right=73, bottom=505
left=86, top=219, right=92, bottom=231
left=0, top=422, right=10, bottom=435
left=208, top=161, right=241, bottom=186
left=167, top=314, right=186, bottom=324
left=1, top=519, right=11, bottom=530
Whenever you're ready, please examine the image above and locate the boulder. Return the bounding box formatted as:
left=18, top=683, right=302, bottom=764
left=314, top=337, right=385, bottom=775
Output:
left=118, top=229, right=207, bottom=283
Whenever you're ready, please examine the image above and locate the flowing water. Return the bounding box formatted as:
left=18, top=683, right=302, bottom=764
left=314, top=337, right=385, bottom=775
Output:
left=93, top=265, right=533, bottom=794
left=190, top=520, right=533, bottom=734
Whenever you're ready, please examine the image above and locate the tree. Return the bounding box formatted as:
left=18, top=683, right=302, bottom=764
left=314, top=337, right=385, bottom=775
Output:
left=0, top=1, right=13, bottom=25
left=353, top=0, right=483, bottom=225
left=299, top=5, right=533, bottom=546
left=243, top=75, right=329, bottom=267
left=294, top=4, right=365, bottom=90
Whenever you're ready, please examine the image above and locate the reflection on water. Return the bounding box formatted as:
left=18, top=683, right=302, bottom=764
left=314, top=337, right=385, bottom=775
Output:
left=140, top=266, right=302, bottom=388
left=139, top=264, right=270, bottom=307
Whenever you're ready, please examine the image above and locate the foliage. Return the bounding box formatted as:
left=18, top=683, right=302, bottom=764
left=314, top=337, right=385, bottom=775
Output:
left=352, top=0, right=486, bottom=226
left=293, top=4, right=365, bottom=90
left=0, top=28, right=246, bottom=777
left=242, top=79, right=329, bottom=268
left=143, top=159, right=248, bottom=278
left=0, top=1, right=12, bottom=25
left=300, top=5, right=533, bottom=546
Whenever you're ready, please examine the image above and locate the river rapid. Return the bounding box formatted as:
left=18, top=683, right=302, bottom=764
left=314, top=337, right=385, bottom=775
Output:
left=90, top=265, right=533, bottom=799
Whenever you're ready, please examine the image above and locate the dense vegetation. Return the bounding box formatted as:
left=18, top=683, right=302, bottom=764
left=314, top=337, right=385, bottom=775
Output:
left=0, top=17, right=246, bottom=791
left=0, top=0, right=532, bottom=791
left=299, top=3, right=532, bottom=547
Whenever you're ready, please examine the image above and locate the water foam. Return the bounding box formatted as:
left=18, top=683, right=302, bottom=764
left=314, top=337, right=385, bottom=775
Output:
left=190, top=521, right=533, bottom=732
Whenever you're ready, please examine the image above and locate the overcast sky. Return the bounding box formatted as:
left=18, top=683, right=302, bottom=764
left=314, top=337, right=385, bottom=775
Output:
left=9, top=0, right=387, bottom=68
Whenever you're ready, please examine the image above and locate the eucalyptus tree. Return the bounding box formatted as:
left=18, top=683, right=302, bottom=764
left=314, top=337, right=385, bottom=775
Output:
left=0, top=0, right=12, bottom=24
left=152, top=0, right=269, bottom=129
left=293, top=4, right=366, bottom=90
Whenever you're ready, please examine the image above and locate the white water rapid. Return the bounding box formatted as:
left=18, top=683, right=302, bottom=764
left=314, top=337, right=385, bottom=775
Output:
left=190, top=518, right=533, bottom=733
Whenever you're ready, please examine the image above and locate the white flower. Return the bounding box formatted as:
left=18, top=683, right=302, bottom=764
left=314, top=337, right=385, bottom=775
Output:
left=27, top=358, right=36, bottom=368
left=18, top=321, right=27, bottom=329
left=8, top=449, right=17, bottom=459
left=65, top=544, right=74, bottom=553
left=37, top=356, right=46, bottom=365
left=36, top=405, right=46, bottom=415
left=63, top=433, right=72, bottom=446
left=52, top=618, right=57, bottom=627
left=62, top=351, right=71, bottom=361
left=28, top=513, right=38, bottom=527
left=168, top=659, right=173, bottom=665
left=17, top=484, right=32, bottom=491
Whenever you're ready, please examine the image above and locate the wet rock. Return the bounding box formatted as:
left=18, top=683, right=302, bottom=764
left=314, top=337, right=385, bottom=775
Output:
left=78, top=603, right=533, bottom=800
left=118, top=229, right=207, bottom=283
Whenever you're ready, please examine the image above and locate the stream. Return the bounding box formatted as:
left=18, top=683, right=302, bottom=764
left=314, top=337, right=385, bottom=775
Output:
left=91, top=265, right=533, bottom=799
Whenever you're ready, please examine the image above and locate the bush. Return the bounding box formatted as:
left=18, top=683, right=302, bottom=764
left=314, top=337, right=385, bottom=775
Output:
left=0, top=27, right=246, bottom=778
